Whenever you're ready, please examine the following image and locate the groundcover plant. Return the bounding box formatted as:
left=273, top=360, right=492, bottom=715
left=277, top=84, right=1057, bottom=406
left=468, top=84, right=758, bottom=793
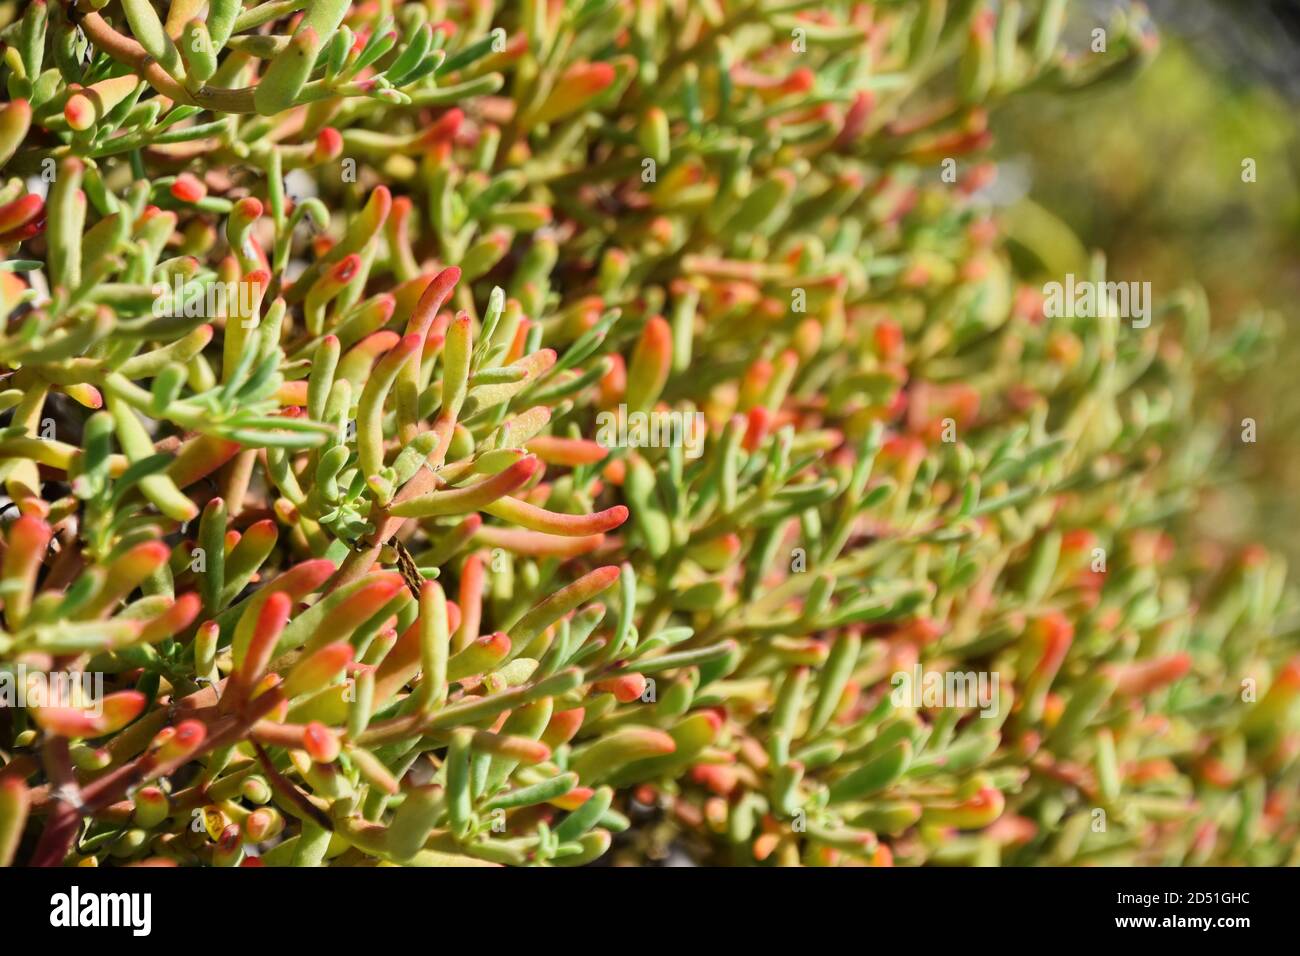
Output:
left=0, top=0, right=1294, bottom=869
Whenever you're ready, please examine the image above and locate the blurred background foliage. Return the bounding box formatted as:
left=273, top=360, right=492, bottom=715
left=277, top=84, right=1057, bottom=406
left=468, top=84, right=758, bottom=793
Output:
left=989, top=0, right=1300, bottom=568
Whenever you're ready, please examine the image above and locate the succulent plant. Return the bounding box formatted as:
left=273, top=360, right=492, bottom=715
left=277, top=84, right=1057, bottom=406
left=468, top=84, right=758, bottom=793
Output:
left=0, top=0, right=1294, bottom=869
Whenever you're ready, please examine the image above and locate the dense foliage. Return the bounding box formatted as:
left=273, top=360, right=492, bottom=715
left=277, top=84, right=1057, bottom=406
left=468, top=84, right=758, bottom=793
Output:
left=0, top=0, right=1294, bottom=867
